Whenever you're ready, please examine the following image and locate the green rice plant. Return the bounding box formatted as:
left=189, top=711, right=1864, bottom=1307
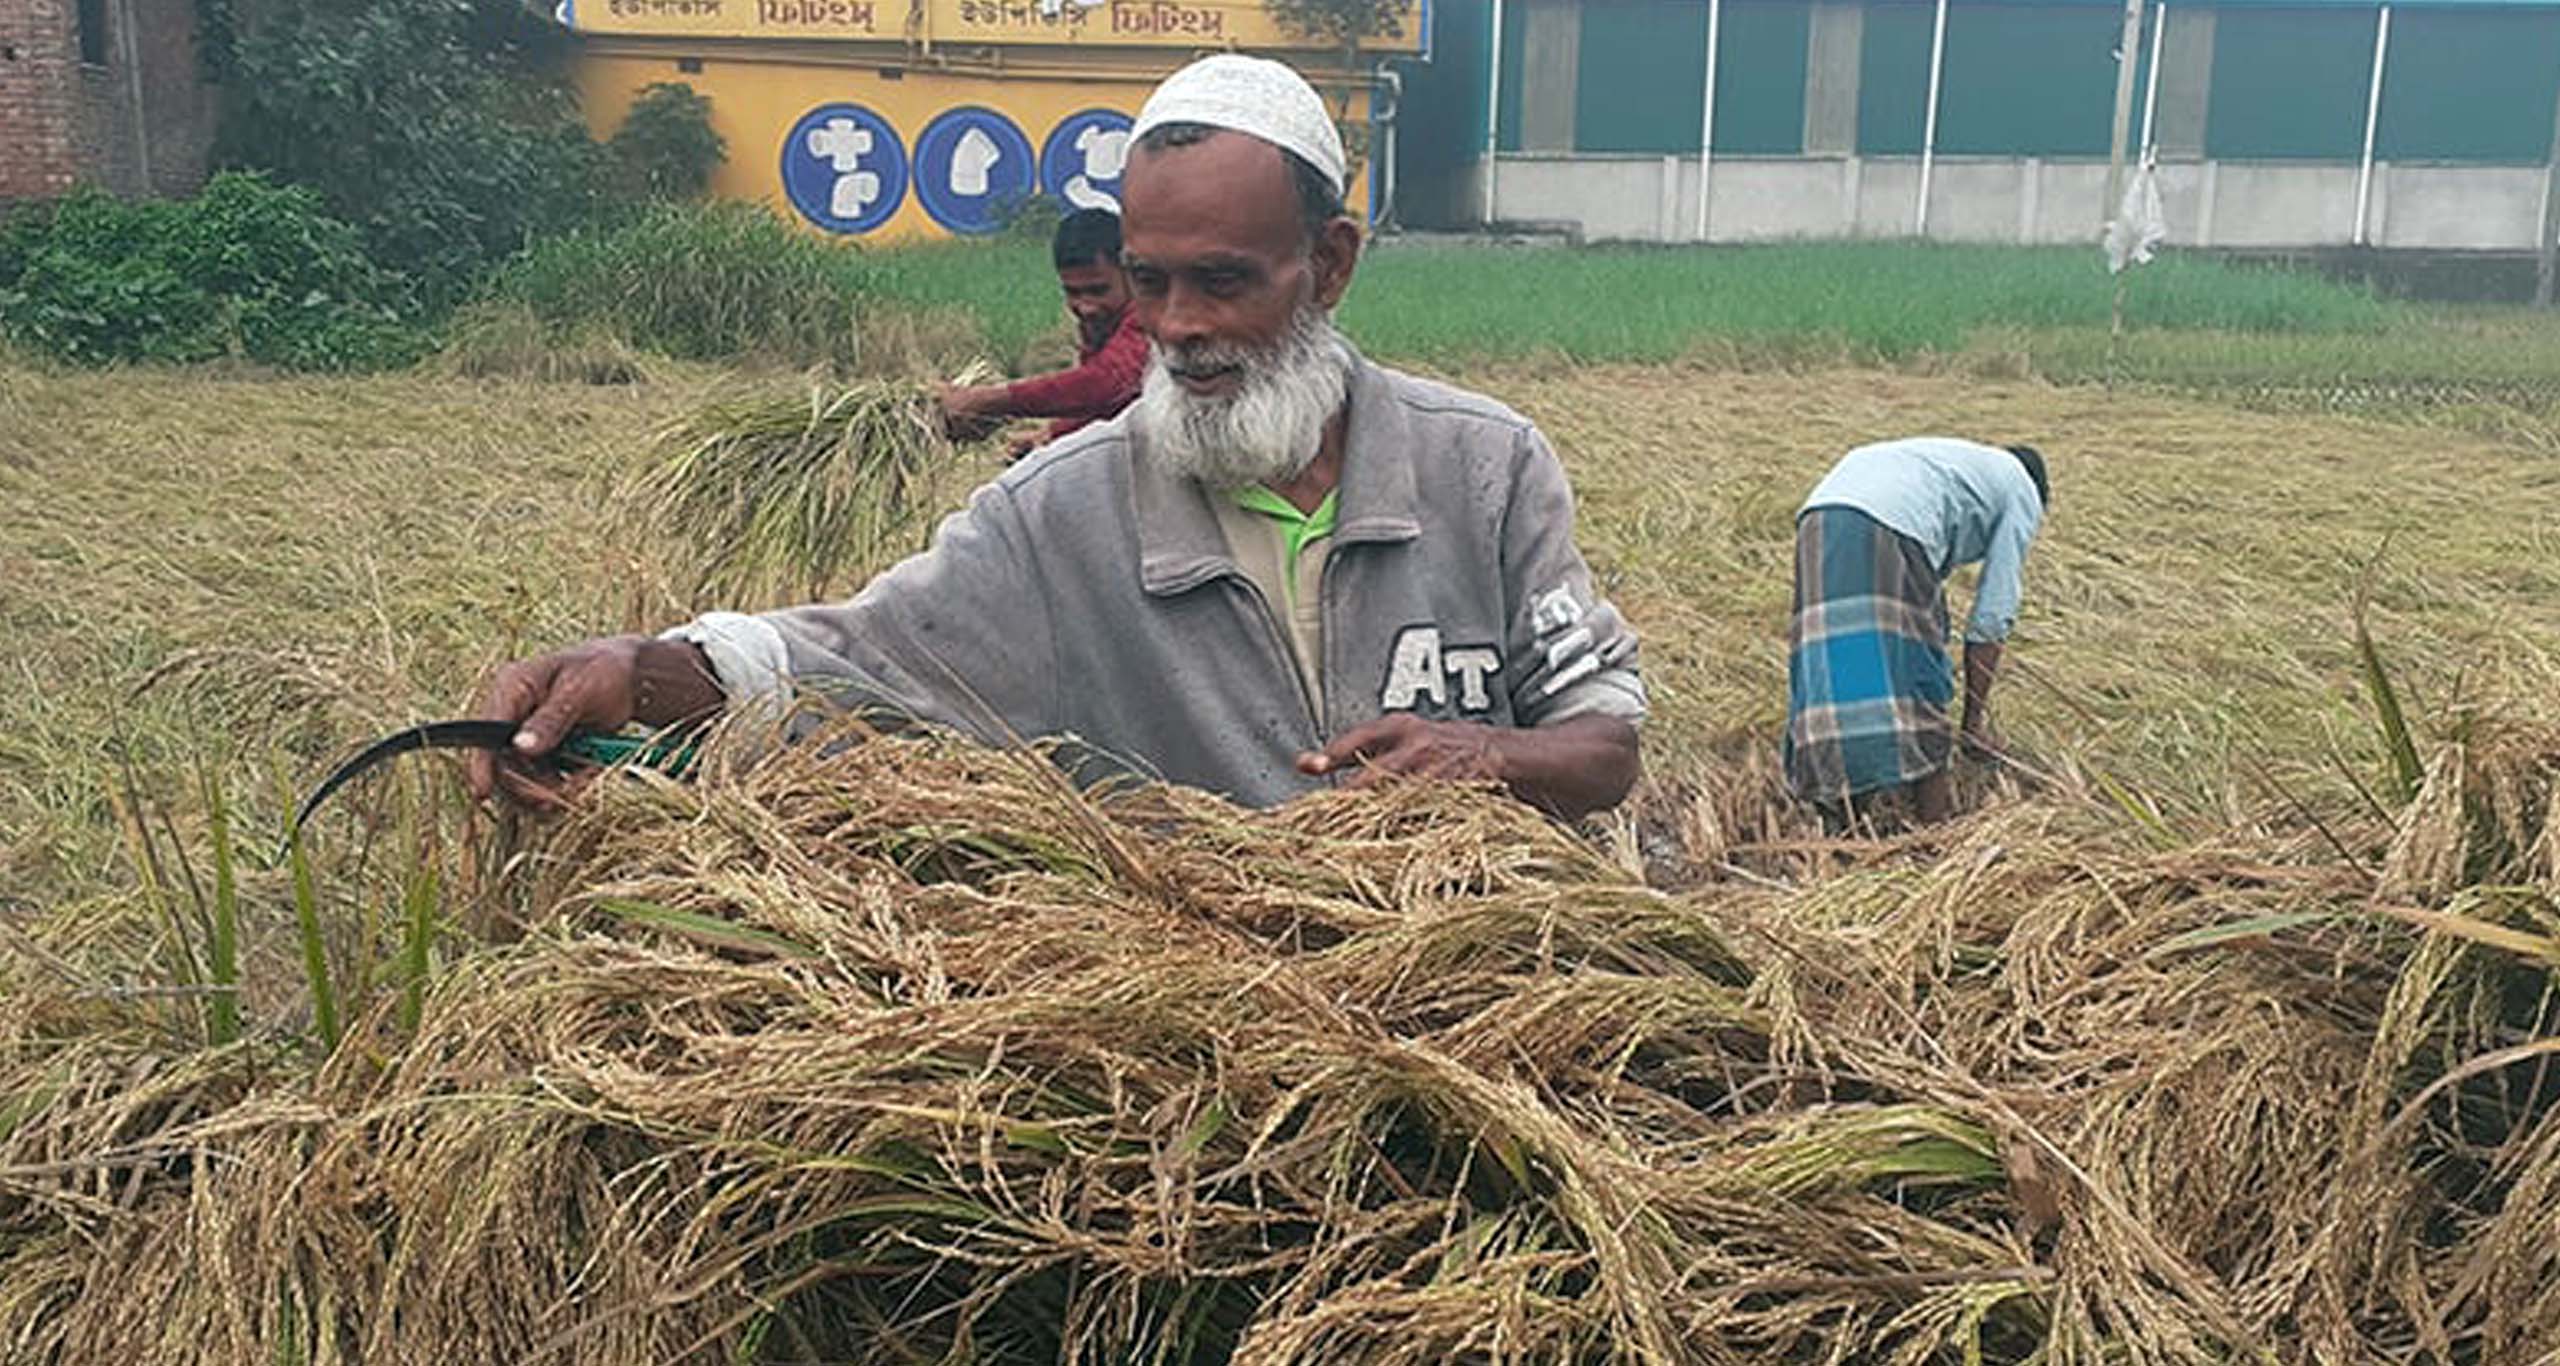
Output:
left=845, top=237, right=1068, bottom=371
left=471, top=205, right=997, bottom=377
left=285, top=828, right=339, bottom=1052
left=465, top=226, right=2433, bottom=379
left=396, top=860, right=437, bottom=1036
left=1336, top=241, right=2393, bottom=365
left=476, top=202, right=879, bottom=367
left=586, top=234, right=2422, bottom=378
left=1714, top=1104, right=2003, bottom=1199
left=98, top=757, right=448, bottom=1052
left=594, top=897, right=815, bottom=960
left=202, top=769, right=241, bottom=1049
left=2015, top=305, right=2560, bottom=408
left=628, top=377, right=965, bottom=604
left=107, top=776, right=202, bottom=1023
left=2357, top=604, right=2426, bottom=807
left=2147, top=910, right=2340, bottom=959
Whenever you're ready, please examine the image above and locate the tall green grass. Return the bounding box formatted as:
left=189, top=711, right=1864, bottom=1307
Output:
left=1342, top=242, right=2395, bottom=363
left=834, top=238, right=2402, bottom=368
left=470, top=205, right=2415, bottom=374
left=847, top=238, right=1067, bottom=368
left=2018, top=310, right=2560, bottom=390
left=474, top=203, right=879, bottom=366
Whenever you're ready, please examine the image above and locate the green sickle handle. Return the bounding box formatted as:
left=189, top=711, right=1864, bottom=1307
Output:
left=556, top=728, right=702, bottom=776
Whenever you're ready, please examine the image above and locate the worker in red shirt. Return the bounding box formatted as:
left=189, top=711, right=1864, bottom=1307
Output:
left=938, top=208, right=1148, bottom=460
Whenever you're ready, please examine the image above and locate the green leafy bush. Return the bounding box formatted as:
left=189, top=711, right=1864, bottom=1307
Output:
left=217, top=0, right=602, bottom=305
left=607, top=83, right=728, bottom=203
left=2, top=250, right=219, bottom=365
left=0, top=174, right=427, bottom=369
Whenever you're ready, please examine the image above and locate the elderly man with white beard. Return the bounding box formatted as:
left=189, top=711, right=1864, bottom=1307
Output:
left=466, top=55, right=1645, bottom=819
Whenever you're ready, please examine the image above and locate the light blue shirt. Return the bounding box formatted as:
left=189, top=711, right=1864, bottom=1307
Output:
left=1801, top=437, right=2045, bottom=643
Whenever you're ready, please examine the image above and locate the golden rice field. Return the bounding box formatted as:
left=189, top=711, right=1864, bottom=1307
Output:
left=4, top=350, right=2560, bottom=1362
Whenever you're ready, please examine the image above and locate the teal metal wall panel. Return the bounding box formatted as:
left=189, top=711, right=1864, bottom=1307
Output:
left=1857, top=1, right=2150, bottom=157
left=1936, top=3, right=2138, bottom=154
left=1858, top=0, right=1937, bottom=153
left=1718, top=1, right=1814, bottom=152
left=1571, top=0, right=1809, bottom=153
left=1398, top=0, right=1494, bottom=175
left=2376, top=7, right=2560, bottom=161
left=1576, top=0, right=1709, bottom=151
left=2206, top=5, right=2375, bottom=158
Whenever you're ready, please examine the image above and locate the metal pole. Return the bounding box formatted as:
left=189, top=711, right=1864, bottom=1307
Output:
left=1695, top=0, right=1722, bottom=241
left=2537, top=63, right=2560, bottom=305
left=1482, top=0, right=1505, bottom=227
left=2138, top=1, right=2166, bottom=156
left=2353, top=5, right=2391, bottom=247
left=1915, top=0, right=1949, bottom=235
left=1377, top=66, right=1402, bottom=232
left=2103, top=0, right=2145, bottom=225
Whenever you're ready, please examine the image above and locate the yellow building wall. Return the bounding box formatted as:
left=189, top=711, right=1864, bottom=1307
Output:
left=568, top=0, right=1413, bottom=241
left=573, top=32, right=1395, bottom=240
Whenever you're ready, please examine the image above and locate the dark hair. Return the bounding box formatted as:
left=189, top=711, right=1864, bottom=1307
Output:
left=1132, top=121, right=1344, bottom=241
left=1051, top=207, right=1123, bottom=271
left=2006, top=444, right=2051, bottom=509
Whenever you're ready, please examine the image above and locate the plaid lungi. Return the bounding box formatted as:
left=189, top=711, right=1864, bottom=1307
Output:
left=1784, top=505, right=1955, bottom=804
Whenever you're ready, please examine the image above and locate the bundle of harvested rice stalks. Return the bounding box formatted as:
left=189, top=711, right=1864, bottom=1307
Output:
left=629, top=367, right=996, bottom=607
left=6, top=718, right=2560, bottom=1363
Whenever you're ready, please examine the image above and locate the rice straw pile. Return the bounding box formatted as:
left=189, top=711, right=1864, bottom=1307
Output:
left=5, top=710, right=2558, bottom=1363
left=625, top=372, right=988, bottom=606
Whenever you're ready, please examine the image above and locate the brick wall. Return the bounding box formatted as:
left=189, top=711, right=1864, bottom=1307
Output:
left=0, top=1, right=81, bottom=200
left=2, top=0, right=218, bottom=204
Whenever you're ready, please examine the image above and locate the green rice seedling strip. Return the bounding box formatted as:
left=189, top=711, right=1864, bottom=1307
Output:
left=397, top=860, right=437, bottom=1036
left=203, top=772, right=241, bottom=1048
left=286, top=830, right=339, bottom=1051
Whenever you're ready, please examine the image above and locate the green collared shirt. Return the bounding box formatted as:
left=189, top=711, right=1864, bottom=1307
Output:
left=1211, top=486, right=1337, bottom=717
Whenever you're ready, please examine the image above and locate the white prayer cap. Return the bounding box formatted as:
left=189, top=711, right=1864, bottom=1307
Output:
left=1131, top=54, right=1347, bottom=199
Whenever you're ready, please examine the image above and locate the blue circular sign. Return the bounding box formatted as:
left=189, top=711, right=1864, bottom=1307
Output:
left=781, top=103, right=908, bottom=236
left=1040, top=109, right=1135, bottom=215
left=911, top=106, right=1037, bottom=236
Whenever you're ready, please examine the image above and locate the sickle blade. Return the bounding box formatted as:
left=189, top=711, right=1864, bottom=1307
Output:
left=286, top=719, right=525, bottom=850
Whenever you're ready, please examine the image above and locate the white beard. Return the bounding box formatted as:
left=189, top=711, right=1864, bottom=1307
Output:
left=1133, top=305, right=1353, bottom=490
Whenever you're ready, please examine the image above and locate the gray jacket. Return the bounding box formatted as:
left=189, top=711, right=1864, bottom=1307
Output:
left=673, top=354, right=1644, bottom=807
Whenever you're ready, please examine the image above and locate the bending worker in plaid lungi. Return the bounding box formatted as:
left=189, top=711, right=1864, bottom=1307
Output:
left=1784, top=437, right=2050, bottom=824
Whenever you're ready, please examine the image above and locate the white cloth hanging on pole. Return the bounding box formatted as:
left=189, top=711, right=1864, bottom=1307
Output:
left=2103, top=0, right=2146, bottom=228
left=2104, top=150, right=2168, bottom=274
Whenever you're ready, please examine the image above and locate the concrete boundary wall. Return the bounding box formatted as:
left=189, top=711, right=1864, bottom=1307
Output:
left=1477, top=153, right=2554, bottom=251
left=1413, top=0, right=2560, bottom=254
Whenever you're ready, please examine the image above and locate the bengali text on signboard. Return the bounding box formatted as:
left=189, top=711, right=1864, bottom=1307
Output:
left=573, top=0, right=1420, bottom=50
